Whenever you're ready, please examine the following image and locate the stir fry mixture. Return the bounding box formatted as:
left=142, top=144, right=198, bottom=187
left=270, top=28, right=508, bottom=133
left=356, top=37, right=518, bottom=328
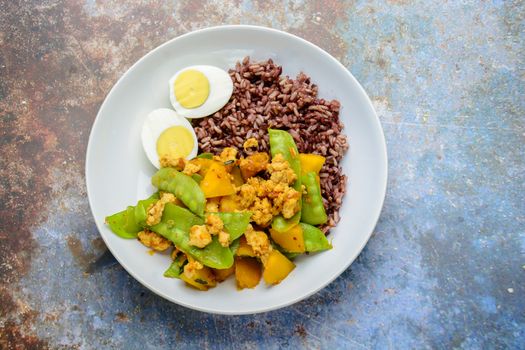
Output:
left=106, top=129, right=331, bottom=290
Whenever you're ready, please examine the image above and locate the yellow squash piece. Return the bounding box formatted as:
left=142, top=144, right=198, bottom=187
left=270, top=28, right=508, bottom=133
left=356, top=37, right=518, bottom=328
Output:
left=220, top=195, right=240, bottom=212
left=213, top=266, right=235, bottom=282
left=239, top=152, right=270, bottom=179
left=200, top=162, right=236, bottom=198
left=189, top=158, right=215, bottom=176
left=180, top=266, right=217, bottom=291
left=235, top=236, right=256, bottom=257
left=230, top=166, right=244, bottom=186
left=263, top=250, right=295, bottom=285
left=235, top=257, right=262, bottom=289
left=299, top=153, right=325, bottom=175
left=270, top=225, right=305, bottom=253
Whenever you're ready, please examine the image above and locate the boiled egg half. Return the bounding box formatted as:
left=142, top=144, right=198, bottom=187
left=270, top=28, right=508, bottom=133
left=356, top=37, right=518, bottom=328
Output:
left=141, top=108, right=198, bottom=169
left=169, top=65, right=233, bottom=119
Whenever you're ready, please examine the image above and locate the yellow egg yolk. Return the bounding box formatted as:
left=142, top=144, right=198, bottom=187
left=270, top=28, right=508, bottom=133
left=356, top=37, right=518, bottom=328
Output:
left=174, top=69, right=210, bottom=109
left=156, top=126, right=194, bottom=160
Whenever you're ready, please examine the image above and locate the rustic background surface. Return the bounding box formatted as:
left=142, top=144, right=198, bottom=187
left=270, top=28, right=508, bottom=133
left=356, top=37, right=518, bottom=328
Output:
left=1, top=1, right=524, bottom=349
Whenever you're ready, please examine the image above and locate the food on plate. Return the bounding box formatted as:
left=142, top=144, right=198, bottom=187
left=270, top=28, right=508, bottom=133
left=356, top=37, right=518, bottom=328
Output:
left=106, top=57, right=348, bottom=291
left=106, top=129, right=332, bottom=290
left=194, top=57, right=348, bottom=232
left=141, top=108, right=198, bottom=169
left=169, top=65, right=233, bottom=119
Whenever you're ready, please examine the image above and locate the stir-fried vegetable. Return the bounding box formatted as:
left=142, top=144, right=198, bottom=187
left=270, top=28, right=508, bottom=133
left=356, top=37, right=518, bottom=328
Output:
left=152, top=168, right=206, bottom=216
left=106, top=129, right=336, bottom=291
left=268, top=129, right=302, bottom=232
left=301, top=172, right=328, bottom=225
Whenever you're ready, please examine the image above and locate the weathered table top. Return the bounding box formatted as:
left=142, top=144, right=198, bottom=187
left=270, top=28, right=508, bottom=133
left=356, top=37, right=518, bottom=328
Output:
left=1, top=1, right=523, bottom=349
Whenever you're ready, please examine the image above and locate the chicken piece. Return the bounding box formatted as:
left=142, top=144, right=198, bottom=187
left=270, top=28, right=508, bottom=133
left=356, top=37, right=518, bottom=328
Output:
left=160, top=192, right=176, bottom=203
left=249, top=197, right=273, bottom=227
left=215, top=147, right=238, bottom=163
left=159, top=155, right=186, bottom=170
left=280, top=189, right=301, bottom=218
left=159, top=191, right=184, bottom=207
left=205, top=197, right=220, bottom=213
left=239, top=152, right=270, bottom=179
left=183, top=259, right=204, bottom=280
left=146, top=201, right=165, bottom=226
left=218, top=230, right=231, bottom=248
left=243, top=137, right=259, bottom=151
left=271, top=185, right=301, bottom=218
left=146, top=192, right=177, bottom=226
left=189, top=225, right=212, bottom=248
left=138, top=229, right=172, bottom=251
left=237, top=182, right=257, bottom=209
left=267, top=153, right=296, bottom=185
left=182, top=162, right=201, bottom=176
left=206, top=214, right=224, bottom=235
left=243, top=177, right=268, bottom=197
left=244, top=225, right=273, bottom=264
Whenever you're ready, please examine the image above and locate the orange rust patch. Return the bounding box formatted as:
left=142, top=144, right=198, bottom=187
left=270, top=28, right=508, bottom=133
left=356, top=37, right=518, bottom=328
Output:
left=0, top=321, right=49, bottom=350
left=294, top=324, right=307, bottom=339
left=115, top=312, right=130, bottom=323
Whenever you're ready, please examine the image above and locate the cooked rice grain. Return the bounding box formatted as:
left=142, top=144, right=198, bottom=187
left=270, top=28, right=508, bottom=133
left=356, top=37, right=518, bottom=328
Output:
left=194, top=57, right=349, bottom=233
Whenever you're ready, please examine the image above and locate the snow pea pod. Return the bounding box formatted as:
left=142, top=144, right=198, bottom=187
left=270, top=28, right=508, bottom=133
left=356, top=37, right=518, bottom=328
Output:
left=272, top=212, right=301, bottom=233
left=163, top=254, right=187, bottom=278
left=106, top=207, right=137, bottom=239
left=151, top=167, right=206, bottom=217
left=268, top=129, right=301, bottom=181
left=196, top=152, right=214, bottom=159
left=212, top=212, right=252, bottom=241
left=161, top=203, right=204, bottom=231
left=301, top=172, right=328, bottom=225
left=229, top=238, right=240, bottom=255
left=300, top=223, right=332, bottom=252
left=151, top=203, right=234, bottom=269
left=191, top=173, right=203, bottom=184
left=268, top=129, right=302, bottom=232
left=105, top=193, right=159, bottom=239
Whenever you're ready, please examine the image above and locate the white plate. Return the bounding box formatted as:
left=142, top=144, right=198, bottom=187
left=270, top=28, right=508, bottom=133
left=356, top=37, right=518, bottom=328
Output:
left=86, top=25, right=387, bottom=315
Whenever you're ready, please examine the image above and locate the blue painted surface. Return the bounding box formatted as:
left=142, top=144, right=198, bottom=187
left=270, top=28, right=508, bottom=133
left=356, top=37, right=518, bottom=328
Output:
left=1, top=1, right=524, bottom=349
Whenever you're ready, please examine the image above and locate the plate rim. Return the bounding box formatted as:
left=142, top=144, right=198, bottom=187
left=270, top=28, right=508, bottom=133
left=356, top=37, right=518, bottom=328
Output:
left=85, top=24, right=388, bottom=315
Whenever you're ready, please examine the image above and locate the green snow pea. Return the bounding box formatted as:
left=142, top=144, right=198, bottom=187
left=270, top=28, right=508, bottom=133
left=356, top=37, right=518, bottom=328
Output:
left=161, top=203, right=204, bottom=231
left=106, top=207, right=137, bottom=239
left=301, top=172, right=328, bottom=225
left=151, top=203, right=234, bottom=269
left=300, top=223, right=332, bottom=252
left=268, top=128, right=302, bottom=181
left=282, top=251, right=300, bottom=260
left=191, top=173, right=203, bottom=184
left=268, top=129, right=302, bottom=232
left=196, top=152, right=214, bottom=159
left=272, top=212, right=301, bottom=233
left=134, top=194, right=161, bottom=227
left=211, top=211, right=252, bottom=241
left=163, top=254, right=187, bottom=278
left=105, top=193, right=159, bottom=239
left=151, top=167, right=206, bottom=217
left=229, top=238, right=240, bottom=255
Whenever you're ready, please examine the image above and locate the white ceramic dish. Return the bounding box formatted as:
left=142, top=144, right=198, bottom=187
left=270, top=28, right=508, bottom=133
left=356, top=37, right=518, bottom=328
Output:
left=86, top=25, right=387, bottom=315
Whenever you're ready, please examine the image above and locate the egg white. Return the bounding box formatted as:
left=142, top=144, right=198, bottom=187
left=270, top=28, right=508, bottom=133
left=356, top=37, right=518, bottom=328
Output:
left=141, top=108, right=198, bottom=169
left=169, top=65, right=233, bottom=119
